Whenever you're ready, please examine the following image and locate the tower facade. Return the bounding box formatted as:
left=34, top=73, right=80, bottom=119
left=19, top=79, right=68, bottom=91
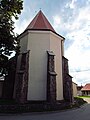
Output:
left=13, top=10, right=72, bottom=103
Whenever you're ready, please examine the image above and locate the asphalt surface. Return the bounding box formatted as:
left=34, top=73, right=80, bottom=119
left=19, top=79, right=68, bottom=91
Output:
left=0, top=103, right=90, bottom=120
left=83, top=98, right=90, bottom=103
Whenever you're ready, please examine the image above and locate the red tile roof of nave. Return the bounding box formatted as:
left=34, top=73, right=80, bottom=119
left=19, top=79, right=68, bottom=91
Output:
left=25, top=10, right=55, bottom=32
left=81, top=83, right=90, bottom=91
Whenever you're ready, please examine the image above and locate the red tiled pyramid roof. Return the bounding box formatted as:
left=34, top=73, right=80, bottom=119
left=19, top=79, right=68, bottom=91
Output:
left=25, top=10, right=55, bottom=32
left=81, top=84, right=90, bottom=91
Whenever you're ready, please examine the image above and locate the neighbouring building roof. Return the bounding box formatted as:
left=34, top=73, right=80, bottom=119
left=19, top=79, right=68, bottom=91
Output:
left=81, top=84, right=90, bottom=91
left=25, top=10, right=55, bottom=32
left=77, top=86, right=83, bottom=91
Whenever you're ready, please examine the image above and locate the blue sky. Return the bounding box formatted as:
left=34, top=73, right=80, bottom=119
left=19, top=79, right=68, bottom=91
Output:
left=14, top=0, right=90, bottom=86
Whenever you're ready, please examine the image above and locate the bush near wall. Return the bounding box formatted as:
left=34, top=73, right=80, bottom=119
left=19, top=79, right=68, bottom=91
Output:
left=74, top=97, right=87, bottom=106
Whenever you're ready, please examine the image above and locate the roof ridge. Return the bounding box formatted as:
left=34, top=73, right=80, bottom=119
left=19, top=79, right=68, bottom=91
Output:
left=41, top=11, right=54, bottom=30
left=26, top=11, right=39, bottom=29
left=40, top=11, right=48, bottom=29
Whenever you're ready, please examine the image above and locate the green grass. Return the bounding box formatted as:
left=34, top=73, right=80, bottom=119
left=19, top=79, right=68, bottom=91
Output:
left=77, top=96, right=90, bottom=98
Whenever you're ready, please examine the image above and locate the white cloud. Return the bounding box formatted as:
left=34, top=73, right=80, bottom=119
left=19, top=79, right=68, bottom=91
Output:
left=65, top=0, right=77, bottom=9
left=78, top=7, right=90, bottom=21
left=70, top=0, right=77, bottom=9
left=72, top=71, right=90, bottom=86
left=64, top=6, right=90, bottom=85
left=53, top=15, right=61, bottom=30
left=13, top=1, right=33, bottom=35
left=14, top=19, right=31, bottom=35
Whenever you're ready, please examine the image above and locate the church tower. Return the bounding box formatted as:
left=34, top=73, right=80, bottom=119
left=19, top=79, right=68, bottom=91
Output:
left=13, top=10, right=71, bottom=103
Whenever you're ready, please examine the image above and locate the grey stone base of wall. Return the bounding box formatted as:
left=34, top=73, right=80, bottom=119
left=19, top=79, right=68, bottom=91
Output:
left=0, top=100, right=71, bottom=113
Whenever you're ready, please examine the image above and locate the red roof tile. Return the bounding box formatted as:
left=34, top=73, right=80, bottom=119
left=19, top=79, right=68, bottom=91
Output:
left=81, top=84, right=90, bottom=91
left=25, top=10, right=55, bottom=32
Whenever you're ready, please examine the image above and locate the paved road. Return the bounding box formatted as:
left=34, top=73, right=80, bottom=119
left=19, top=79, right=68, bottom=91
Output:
left=0, top=103, right=90, bottom=120
left=83, top=98, right=90, bottom=103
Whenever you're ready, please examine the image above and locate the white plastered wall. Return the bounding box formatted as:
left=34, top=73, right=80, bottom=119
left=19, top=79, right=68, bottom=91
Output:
left=19, top=30, right=64, bottom=101
left=27, top=31, right=50, bottom=100
left=72, top=82, right=77, bottom=97
left=50, top=32, right=64, bottom=100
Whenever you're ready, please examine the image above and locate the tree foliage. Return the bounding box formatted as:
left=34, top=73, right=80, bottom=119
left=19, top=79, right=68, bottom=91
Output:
left=0, top=0, right=23, bottom=76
